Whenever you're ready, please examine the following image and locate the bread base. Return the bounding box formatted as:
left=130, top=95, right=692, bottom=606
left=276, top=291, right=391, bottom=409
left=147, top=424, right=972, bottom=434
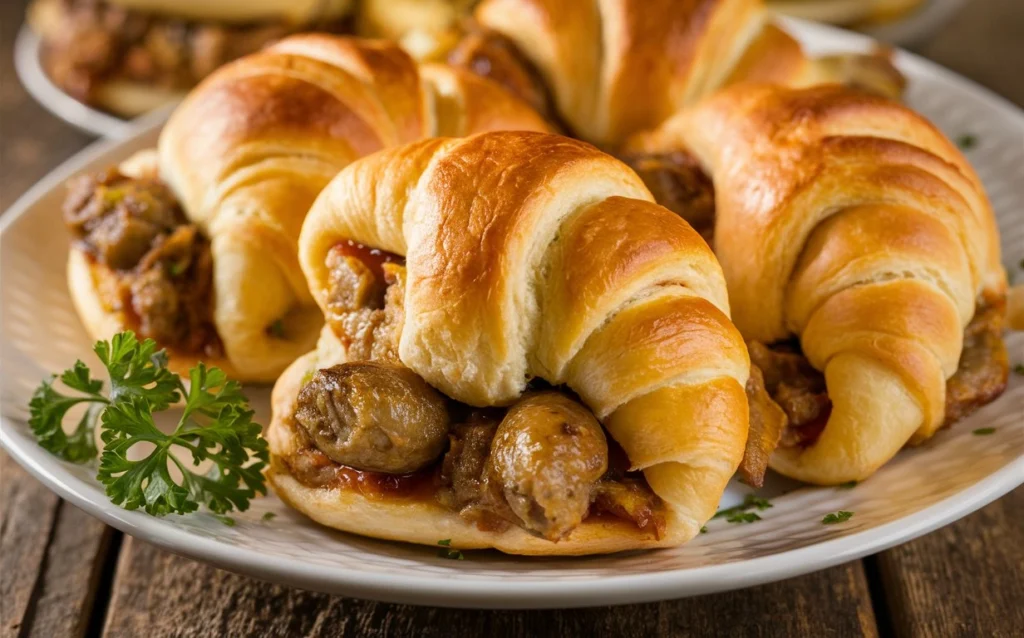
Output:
left=265, top=351, right=692, bottom=556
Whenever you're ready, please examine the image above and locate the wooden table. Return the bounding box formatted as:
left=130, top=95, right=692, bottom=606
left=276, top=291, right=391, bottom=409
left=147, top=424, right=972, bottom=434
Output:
left=1, top=1, right=1021, bottom=635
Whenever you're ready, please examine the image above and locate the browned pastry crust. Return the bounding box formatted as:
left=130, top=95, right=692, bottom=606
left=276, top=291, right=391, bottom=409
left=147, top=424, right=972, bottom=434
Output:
left=66, top=35, right=551, bottom=382
left=625, top=84, right=1008, bottom=484
left=456, top=0, right=904, bottom=148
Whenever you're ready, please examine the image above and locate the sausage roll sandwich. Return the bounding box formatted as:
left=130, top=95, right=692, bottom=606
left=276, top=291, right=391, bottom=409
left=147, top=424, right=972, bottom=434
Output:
left=266, top=131, right=752, bottom=555
left=63, top=35, right=550, bottom=382
left=28, top=0, right=356, bottom=116
left=625, top=84, right=1010, bottom=486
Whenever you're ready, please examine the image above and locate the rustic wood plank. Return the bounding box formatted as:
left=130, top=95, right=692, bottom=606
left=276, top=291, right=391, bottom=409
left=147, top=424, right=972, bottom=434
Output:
left=0, top=453, right=61, bottom=638
left=0, top=453, right=116, bottom=638
left=872, top=487, right=1024, bottom=637
left=0, top=0, right=93, bottom=212
left=102, top=535, right=877, bottom=638
left=29, top=502, right=117, bottom=638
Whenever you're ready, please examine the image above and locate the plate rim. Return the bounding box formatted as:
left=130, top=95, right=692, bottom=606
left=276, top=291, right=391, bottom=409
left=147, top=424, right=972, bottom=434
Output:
left=14, top=25, right=135, bottom=139
left=2, top=19, right=1023, bottom=609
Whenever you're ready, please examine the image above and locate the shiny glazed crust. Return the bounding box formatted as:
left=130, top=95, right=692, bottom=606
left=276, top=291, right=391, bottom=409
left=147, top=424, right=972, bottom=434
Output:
left=625, top=84, right=1006, bottom=484
left=269, top=131, right=751, bottom=553
left=472, top=0, right=833, bottom=148
left=67, top=35, right=550, bottom=382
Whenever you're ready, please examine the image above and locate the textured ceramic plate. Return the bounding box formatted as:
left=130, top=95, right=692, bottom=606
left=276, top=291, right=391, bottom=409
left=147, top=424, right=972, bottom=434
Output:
left=770, top=0, right=967, bottom=46
left=1, top=20, right=1022, bottom=609
left=15, top=25, right=137, bottom=138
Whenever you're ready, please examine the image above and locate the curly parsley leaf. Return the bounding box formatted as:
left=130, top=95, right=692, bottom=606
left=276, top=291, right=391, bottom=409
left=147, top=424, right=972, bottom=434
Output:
left=94, top=332, right=181, bottom=409
left=30, top=331, right=267, bottom=518
left=28, top=363, right=107, bottom=462
left=97, top=381, right=268, bottom=517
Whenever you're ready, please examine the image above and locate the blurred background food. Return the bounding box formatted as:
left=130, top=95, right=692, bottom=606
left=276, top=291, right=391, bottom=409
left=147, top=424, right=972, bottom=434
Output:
left=26, top=0, right=355, bottom=116
left=768, top=0, right=926, bottom=27
left=357, top=0, right=477, bottom=62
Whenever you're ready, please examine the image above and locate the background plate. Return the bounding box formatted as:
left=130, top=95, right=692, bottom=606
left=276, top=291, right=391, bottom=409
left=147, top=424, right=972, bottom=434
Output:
left=1, top=20, right=1022, bottom=609
left=14, top=25, right=135, bottom=138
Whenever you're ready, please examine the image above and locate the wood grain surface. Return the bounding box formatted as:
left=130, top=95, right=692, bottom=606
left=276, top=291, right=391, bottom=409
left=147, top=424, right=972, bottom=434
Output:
left=1, top=0, right=1022, bottom=636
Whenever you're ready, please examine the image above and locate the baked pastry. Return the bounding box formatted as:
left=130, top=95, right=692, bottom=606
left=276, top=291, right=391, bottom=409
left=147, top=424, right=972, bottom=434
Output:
left=64, top=35, right=550, bottom=382
left=448, top=0, right=905, bottom=149
left=266, top=131, right=750, bottom=555
left=357, top=0, right=478, bottom=62
left=28, top=0, right=356, bottom=116
left=624, top=84, right=1009, bottom=485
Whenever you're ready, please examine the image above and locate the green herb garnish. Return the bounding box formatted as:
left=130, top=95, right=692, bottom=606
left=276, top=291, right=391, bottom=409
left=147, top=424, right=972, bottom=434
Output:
left=973, top=427, right=996, bottom=436
left=437, top=539, right=464, bottom=560
left=837, top=480, right=858, bottom=489
left=726, top=512, right=761, bottom=524
left=713, top=494, right=773, bottom=520
left=700, top=526, right=708, bottom=534
left=822, top=511, right=854, bottom=525
left=262, top=512, right=277, bottom=522
left=956, top=134, right=978, bottom=150
left=1013, top=364, right=1024, bottom=377
left=213, top=514, right=236, bottom=527
left=29, top=332, right=267, bottom=518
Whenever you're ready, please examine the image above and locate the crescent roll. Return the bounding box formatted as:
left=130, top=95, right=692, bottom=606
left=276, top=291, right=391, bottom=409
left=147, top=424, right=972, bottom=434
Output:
left=450, top=0, right=905, bottom=148
left=266, top=131, right=750, bottom=555
left=625, top=84, right=1009, bottom=485
left=64, top=35, right=550, bottom=382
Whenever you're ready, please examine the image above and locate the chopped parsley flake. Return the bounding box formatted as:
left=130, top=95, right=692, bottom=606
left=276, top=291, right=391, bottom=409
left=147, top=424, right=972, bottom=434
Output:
left=700, top=526, right=708, bottom=534
left=956, top=134, right=978, bottom=150
left=838, top=480, right=858, bottom=489
left=713, top=494, right=773, bottom=521
left=726, top=512, right=761, bottom=524
left=437, top=539, right=463, bottom=560
left=261, top=512, right=277, bottom=522
left=1013, top=364, right=1024, bottom=377
left=822, top=511, right=854, bottom=525
left=973, top=427, right=996, bottom=435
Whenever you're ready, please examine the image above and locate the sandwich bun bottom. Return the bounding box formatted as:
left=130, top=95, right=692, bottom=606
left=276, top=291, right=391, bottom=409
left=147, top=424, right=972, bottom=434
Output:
left=266, top=351, right=692, bottom=556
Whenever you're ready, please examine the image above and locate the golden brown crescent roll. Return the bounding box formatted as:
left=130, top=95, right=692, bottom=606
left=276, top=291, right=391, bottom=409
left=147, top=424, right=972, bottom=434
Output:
left=451, top=0, right=904, bottom=148
left=65, top=35, right=550, bottom=382
left=267, top=131, right=750, bottom=555
left=625, top=84, right=1009, bottom=485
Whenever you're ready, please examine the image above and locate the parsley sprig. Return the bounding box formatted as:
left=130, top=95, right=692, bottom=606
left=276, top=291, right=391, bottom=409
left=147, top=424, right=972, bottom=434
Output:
left=28, top=332, right=268, bottom=518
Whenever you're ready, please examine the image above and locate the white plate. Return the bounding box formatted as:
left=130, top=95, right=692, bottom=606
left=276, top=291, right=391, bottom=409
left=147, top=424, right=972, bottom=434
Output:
left=1, top=20, right=1022, bottom=609
left=15, top=25, right=136, bottom=138
left=770, top=0, right=967, bottom=46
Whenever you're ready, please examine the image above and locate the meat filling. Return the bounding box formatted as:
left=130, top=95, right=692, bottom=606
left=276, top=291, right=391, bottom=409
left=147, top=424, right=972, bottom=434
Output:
left=481, top=392, right=609, bottom=541
left=32, top=0, right=350, bottom=105
left=288, top=246, right=670, bottom=540
left=620, top=151, right=717, bottom=243
left=295, top=362, right=451, bottom=474
left=448, top=26, right=559, bottom=129
left=742, top=301, right=1009, bottom=477
left=63, top=167, right=219, bottom=355
left=324, top=241, right=405, bottom=363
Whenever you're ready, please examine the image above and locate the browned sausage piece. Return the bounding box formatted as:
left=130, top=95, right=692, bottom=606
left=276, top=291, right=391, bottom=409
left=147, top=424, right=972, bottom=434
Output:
left=295, top=362, right=450, bottom=474
left=484, top=392, right=609, bottom=541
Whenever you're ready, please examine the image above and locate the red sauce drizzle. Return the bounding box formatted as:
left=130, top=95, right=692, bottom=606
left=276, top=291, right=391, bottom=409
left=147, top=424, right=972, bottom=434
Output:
left=330, top=240, right=405, bottom=283
left=290, top=448, right=436, bottom=501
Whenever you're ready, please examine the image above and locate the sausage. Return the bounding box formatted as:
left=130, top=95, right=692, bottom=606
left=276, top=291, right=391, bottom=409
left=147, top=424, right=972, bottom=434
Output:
left=484, top=392, right=608, bottom=541
left=294, top=362, right=451, bottom=474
